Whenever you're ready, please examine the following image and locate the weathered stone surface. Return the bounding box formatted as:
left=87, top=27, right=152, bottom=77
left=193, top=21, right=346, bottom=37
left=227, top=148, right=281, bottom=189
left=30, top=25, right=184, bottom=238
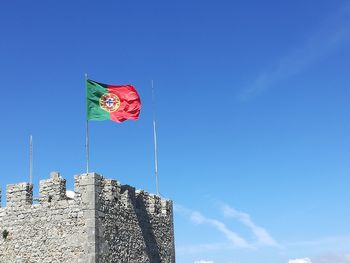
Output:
left=0, top=172, right=175, bottom=263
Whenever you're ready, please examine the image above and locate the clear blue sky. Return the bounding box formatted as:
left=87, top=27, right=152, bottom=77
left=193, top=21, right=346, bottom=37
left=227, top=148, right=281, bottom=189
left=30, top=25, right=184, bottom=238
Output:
left=1, top=1, right=350, bottom=263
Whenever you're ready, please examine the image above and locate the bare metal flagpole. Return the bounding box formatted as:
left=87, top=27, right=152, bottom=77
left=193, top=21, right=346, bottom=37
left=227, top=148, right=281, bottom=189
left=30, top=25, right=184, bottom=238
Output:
left=85, top=73, right=89, bottom=174
left=151, top=80, right=160, bottom=196
left=29, top=135, right=33, bottom=184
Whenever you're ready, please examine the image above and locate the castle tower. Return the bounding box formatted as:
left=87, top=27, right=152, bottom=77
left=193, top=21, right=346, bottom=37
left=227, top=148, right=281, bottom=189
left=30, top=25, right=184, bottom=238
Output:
left=0, top=172, right=175, bottom=263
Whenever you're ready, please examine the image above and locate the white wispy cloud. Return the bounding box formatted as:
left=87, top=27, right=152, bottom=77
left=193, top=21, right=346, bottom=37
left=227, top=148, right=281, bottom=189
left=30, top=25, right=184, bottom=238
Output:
left=290, top=253, right=350, bottom=263
left=285, top=238, right=350, bottom=263
left=286, top=235, right=350, bottom=247
left=313, top=252, right=350, bottom=263
left=222, top=204, right=280, bottom=247
left=239, top=3, right=350, bottom=99
left=288, top=259, right=312, bottom=263
left=194, top=260, right=215, bottom=263
left=176, top=203, right=279, bottom=251
left=176, top=204, right=349, bottom=262
left=191, top=211, right=252, bottom=249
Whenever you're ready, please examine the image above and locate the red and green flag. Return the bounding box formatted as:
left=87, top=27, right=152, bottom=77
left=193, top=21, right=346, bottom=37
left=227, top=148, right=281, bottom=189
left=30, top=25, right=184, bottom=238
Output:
left=86, top=79, right=141, bottom=123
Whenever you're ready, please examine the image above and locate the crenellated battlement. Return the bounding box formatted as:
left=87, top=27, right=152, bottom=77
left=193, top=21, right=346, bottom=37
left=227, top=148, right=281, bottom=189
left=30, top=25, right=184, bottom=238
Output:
left=1, top=172, right=172, bottom=217
left=135, top=190, right=170, bottom=216
left=0, top=172, right=175, bottom=262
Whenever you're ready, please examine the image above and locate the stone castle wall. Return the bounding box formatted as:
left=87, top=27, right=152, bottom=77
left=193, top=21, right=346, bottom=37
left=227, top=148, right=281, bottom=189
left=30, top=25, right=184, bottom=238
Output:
left=0, top=172, right=175, bottom=263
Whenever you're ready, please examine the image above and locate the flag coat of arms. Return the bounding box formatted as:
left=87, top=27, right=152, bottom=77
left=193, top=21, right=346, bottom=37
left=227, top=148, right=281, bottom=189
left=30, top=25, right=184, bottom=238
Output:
left=86, top=79, right=141, bottom=123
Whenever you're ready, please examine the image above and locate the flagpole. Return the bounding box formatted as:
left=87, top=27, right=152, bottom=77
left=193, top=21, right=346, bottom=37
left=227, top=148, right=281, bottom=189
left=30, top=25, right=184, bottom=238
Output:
left=85, top=73, right=89, bottom=174
left=29, top=135, right=33, bottom=184
left=151, top=80, right=160, bottom=196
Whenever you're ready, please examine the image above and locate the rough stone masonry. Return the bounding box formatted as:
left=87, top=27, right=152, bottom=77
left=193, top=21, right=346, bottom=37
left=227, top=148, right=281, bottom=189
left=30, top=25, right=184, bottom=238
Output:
left=0, top=172, right=175, bottom=263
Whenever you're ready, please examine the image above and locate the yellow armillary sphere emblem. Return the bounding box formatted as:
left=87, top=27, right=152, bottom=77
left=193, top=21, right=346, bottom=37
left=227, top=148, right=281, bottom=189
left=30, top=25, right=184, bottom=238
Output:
left=99, top=93, right=121, bottom=112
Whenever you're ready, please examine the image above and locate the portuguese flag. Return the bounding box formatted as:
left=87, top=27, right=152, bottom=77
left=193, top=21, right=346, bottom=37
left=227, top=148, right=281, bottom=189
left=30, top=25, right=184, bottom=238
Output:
left=86, top=79, right=141, bottom=123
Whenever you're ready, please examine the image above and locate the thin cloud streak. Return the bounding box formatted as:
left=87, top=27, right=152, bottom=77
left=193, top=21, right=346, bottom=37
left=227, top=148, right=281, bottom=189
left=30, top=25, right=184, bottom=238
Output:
left=222, top=204, right=280, bottom=248
left=191, top=211, right=252, bottom=249
left=239, top=3, right=350, bottom=100
left=175, top=203, right=280, bottom=254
